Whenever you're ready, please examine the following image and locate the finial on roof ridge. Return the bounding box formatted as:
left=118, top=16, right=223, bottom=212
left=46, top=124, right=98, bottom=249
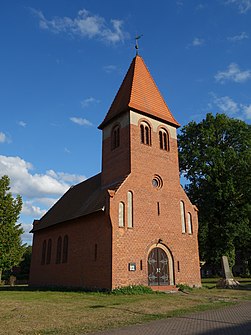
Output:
left=135, top=34, right=143, bottom=55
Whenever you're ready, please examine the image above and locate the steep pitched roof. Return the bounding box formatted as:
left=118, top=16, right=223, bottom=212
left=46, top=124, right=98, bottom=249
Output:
left=31, top=173, right=106, bottom=232
left=99, top=55, right=180, bottom=129
left=31, top=173, right=129, bottom=232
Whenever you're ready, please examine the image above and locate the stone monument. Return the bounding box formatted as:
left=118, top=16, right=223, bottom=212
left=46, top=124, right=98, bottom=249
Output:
left=216, top=255, right=239, bottom=288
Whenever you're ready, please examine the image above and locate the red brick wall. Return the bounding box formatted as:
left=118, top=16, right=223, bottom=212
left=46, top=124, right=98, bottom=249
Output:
left=30, top=112, right=201, bottom=290
left=108, top=121, right=201, bottom=288
left=29, top=212, right=112, bottom=290
left=101, top=122, right=131, bottom=187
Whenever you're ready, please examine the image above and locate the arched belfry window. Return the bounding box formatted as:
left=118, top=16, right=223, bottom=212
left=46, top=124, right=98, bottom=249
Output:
left=111, top=124, right=120, bottom=150
left=140, top=122, right=151, bottom=146
left=159, top=128, right=169, bottom=151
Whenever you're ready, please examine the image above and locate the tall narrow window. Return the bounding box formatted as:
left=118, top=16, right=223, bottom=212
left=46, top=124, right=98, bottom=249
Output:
left=157, top=202, right=160, bottom=216
left=111, top=125, right=120, bottom=150
left=159, top=129, right=169, bottom=151
left=187, top=212, right=193, bottom=235
left=127, top=191, right=133, bottom=228
left=41, top=240, right=46, bottom=265
left=180, top=201, right=186, bottom=233
left=140, top=122, right=151, bottom=146
left=56, top=236, right=62, bottom=264
left=46, top=239, right=52, bottom=264
left=94, top=244, right=98, bottom=261
left=62, top=235, right=68, bottom=263
left=119, top=202, right=125, bottom=227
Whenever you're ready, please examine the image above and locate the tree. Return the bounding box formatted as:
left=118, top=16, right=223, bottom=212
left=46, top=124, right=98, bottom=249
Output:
left=178, top=113, right=251, bottom=270
left=0, top=175, right=25, bottom=282
left=17, top=245, right=32, bottom=279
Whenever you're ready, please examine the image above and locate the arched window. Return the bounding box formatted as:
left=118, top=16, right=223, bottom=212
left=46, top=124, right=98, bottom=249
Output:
left=127, top=191, right=133, bottom=228
left=62, top=235, right=68, bottom=263
left=41, top=240, right=46, bottom=265
left=180, top=201, right=186, bottom=233
left=46, top=239, right=52, bottom=264
left=140, top=122, right=151, bottom=146
left=187, top=212, right=193, bottom=235
left=119, top=202, right=125, bottom=227
left=159, top=128, right=169, bottom=151
left=111, top=125, right=120, bottom=150
left=56, top=236, right=62, bottom=264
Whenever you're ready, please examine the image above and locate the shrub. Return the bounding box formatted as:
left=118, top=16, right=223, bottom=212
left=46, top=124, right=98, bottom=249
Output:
left=111, top=285, right=154, bottom=295
left=176, top=284, right=193, bottom=292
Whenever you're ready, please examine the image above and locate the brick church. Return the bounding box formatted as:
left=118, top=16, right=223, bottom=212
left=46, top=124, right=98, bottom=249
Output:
left=29, top=55, right=201, bottom=290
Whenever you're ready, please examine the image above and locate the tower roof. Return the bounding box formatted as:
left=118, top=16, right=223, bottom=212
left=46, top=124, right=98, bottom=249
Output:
left=99, top=55, right=180, bottom=129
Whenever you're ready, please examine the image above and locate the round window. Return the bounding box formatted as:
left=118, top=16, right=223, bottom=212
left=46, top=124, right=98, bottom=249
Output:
left=152, top=175, right=163, bottom=189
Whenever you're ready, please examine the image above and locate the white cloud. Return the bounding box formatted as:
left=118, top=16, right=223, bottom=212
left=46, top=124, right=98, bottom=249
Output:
left=215, top=63, right=251, bottom=83
left=22, top=201, right=47, bottom=217
left=31, top=8, right=129, bottom=44
left=0, top=155, right=86, bottom=244
left=211, top=94, right=239, bottom=116
left=228, top=32, right=249, bottom=42
left=81, top=97, right=99, bottom=108
left=192, top=37, right=204, bottom=46
left=195, top=4, right=207, bottom=10
left=20, top=223, right=34, bottom=245
left=225, top=0, right=251, bottom=13
left=0, top=155, right=85, bottom=198
left=18, top=121, right=27, bottom=127
left=0, top=132, right=7, bottom=143
left=242, top=104, right=251, bottom=119
left=210, top=93, right=251, bottom=120
left=103, top=65, right=117, bottom=74
left=70, top=117, right=93, bottom=126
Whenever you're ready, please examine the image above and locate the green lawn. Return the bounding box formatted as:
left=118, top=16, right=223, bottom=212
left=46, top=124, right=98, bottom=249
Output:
left=0, top=282, right=250, bottom=335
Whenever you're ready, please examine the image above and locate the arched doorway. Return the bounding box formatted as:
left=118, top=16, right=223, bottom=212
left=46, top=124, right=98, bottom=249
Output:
left=148, top=246, right=174, bottom=286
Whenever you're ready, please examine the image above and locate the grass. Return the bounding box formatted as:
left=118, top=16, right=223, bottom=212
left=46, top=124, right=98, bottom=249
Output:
left=0, top=281, right=250, bottom=335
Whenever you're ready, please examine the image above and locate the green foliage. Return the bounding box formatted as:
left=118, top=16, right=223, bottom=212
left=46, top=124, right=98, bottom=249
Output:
left=176, top=284, right=193, bottom=292
left=178, top=113, right=251, bottom=270
left=111, top=285, right=155, bottom=295
left=0, top=175, right=26, bottom=280
left=18, top=245, right=32, bottom=278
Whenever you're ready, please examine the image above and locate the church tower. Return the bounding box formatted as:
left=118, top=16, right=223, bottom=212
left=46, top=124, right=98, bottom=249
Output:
left=99, top=55, right=180, bottom=188
left=99, top=55, right=201, bottom=289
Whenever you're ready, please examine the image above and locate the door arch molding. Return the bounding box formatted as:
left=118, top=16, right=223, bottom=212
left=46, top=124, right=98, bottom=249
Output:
left=147, top=244, right=174, bottom=286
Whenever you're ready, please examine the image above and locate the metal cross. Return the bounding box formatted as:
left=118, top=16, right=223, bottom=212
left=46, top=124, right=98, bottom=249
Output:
left=135, top=35, right=143, bottom=55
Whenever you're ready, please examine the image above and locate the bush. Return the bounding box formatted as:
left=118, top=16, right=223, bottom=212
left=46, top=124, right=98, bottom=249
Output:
left=111, top=285, right=154, bottom=295
left=176, top=284, right=193, bottom=292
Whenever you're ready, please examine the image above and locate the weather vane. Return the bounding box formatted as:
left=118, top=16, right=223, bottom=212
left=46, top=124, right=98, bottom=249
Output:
left=135, top=34, right=143, bottom=55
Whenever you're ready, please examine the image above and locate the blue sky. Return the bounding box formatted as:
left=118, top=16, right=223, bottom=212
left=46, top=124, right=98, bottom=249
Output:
left=0, top=0, right=251, bottom=245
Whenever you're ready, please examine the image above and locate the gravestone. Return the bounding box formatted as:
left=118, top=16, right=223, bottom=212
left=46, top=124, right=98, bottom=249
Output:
left=222, top=256, right=234, bottom=279
left=216, top=255, right=239, bottom=288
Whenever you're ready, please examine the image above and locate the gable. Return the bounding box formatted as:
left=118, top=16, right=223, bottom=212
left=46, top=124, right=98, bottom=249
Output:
left=32, top=173, right=106, bottom=232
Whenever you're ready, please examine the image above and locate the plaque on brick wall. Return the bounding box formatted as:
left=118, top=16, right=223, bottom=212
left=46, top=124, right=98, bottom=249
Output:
left=128, top=263, right=136, bottom=271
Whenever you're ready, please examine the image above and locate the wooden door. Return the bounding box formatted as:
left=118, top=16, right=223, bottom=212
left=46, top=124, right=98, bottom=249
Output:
left=148, top=247, right=169, bottom=286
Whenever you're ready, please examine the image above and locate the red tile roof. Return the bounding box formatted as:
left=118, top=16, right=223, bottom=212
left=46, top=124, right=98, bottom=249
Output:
left=31, top=174, right=106, bottom=232
left=99, top=55, right=180, bottom=129
left=31, top=174, right=129, bottom=232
